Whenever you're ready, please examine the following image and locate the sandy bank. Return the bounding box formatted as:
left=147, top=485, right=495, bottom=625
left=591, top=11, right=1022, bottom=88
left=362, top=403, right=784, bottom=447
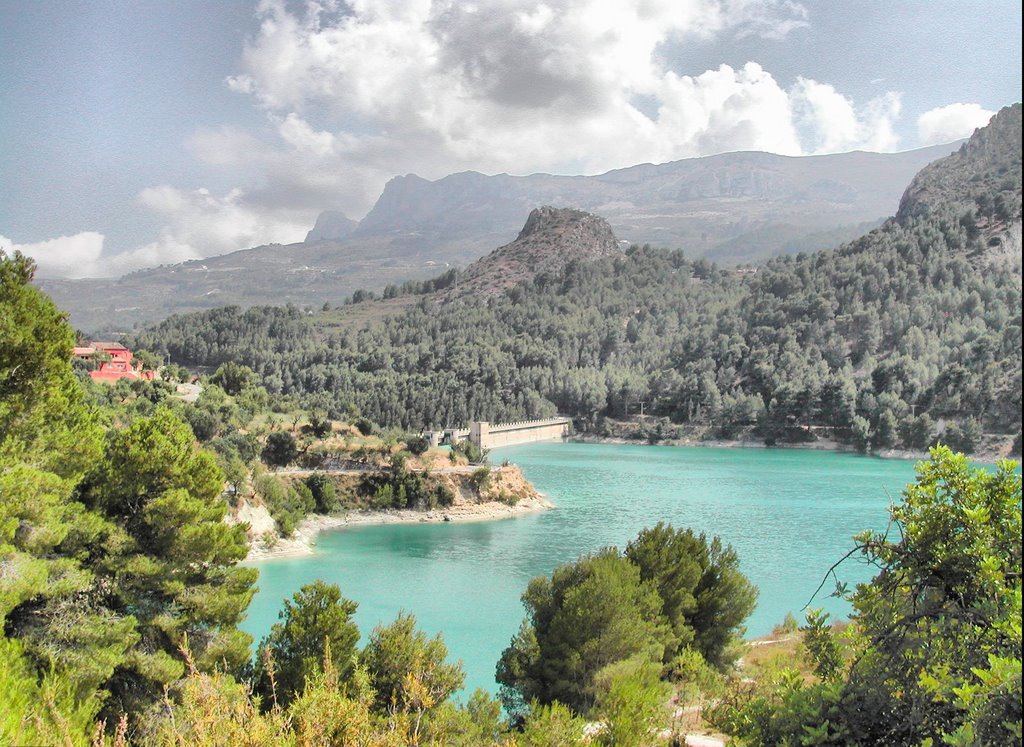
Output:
left=246, top=493, right=555, bottom=561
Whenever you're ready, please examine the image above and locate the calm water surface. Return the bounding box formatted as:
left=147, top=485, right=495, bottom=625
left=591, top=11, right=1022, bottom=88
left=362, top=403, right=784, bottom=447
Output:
left=242, top=443, right=921, bottom=695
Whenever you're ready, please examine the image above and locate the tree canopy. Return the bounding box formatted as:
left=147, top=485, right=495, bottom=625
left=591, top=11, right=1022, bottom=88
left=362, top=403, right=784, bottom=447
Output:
left=130, top=201, right=1022, bottom=454
left=711, top=447, right=1023, bottom=745
left=497, top=528, right=754, bottom=720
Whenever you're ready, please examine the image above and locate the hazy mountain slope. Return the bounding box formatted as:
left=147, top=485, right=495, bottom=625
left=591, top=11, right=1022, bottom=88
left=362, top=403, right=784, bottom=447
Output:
left=36, top=236, right=453, bottom=334
left=355, top=144, right=961, bottom=256
left=40, top=142, right=960, bottom=333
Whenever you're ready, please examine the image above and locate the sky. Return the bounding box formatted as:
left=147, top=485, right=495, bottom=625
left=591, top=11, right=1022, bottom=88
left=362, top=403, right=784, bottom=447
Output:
left=1, top=1, right=1020, bottom=278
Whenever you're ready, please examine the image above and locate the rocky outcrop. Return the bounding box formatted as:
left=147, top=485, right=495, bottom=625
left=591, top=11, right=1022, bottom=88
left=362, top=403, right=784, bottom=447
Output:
left=305, top=210, right=357, bottom=242
left=897, top=104, right=1021, bottom=222
left=450, top=207, right=621, bottom=297
left=895, top=104, right=1022, bottom=266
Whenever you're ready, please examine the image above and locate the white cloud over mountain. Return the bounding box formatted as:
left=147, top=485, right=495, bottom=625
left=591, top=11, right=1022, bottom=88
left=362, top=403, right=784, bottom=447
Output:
left=917, top=103, right=996, bottom=146
left=213, top=0, right=910, bottom=218
left=1, top=232, right=107, bottom=278
left=3, top=186, right=309, bottom=278
left=22, top=0, right=997, bottom=277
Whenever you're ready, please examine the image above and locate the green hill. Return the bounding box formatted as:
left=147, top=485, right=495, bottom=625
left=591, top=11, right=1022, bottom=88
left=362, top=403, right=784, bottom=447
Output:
left=129, top=106, right=1023, bottom=455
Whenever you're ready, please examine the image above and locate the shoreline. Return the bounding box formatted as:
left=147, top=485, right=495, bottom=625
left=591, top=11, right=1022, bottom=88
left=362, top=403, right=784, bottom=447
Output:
left=245, top=436, right=1017, bottom=562
left=566, top=433, right=1015, bottom=465
left=245, top=493, right=555, bottom=562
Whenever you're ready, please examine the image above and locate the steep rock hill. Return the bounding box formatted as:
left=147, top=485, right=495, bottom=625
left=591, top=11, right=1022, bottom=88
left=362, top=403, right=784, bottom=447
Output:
left=451, top=207, right=621, bottom=297
left=897, top=104, right=1022, bottom=266
left=898, top=104, right=1021, bottom=221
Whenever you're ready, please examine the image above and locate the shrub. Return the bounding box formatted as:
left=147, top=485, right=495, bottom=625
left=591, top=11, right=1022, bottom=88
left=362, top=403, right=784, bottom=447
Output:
left=434, top=483, right=455, bottom=507
left=451, top=439, right=489, bottom=465
left=405, top=434, right=430, bottom=456
left=262, top=430, right=298, bottom=468
left=471, top=466, right=492, bottom=493
left=353, top=417, right=376, bottom=436
left=304, top=473, right=338, bottom=513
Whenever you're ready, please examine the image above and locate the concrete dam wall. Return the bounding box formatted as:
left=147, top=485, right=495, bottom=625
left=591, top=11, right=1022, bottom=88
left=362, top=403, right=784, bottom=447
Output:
left=431, top=418, right=571, bottom=450
left=470, top=418, right=571, bottom=449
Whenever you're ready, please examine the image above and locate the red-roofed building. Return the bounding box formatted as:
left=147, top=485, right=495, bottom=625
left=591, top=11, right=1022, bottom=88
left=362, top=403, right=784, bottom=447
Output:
left=74, top=342, right=155, bottom=382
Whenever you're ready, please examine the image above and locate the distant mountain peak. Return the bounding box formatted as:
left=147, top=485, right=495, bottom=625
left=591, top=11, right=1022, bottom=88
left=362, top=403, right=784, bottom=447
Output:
left=305, top=210, right=357, bottom=242
left=451, top=206, right=621, bottom=298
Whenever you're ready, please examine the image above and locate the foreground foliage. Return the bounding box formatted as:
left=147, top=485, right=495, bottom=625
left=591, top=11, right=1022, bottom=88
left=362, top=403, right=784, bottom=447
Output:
left=4, top=242, right=1022, bottom=745
left=2, top=251, right=255, bottom=735
left=711, top=447, right=1023, bottom=745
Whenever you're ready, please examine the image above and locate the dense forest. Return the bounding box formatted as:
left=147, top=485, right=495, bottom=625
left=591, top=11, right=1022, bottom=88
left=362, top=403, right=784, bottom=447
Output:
left=131, top=107, right=1022, bottom=455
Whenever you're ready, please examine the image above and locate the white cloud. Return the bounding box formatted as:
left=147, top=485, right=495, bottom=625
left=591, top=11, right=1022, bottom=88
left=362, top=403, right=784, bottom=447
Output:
left=792, top=79, right=901, bottom=153
left=918, top=103, right=995, bottom=146
left=0, top=231, right=106, bottom=278
left=134, top=184, right=311, bottom=259
left=210, top=0, right=911, bottom=221
left=2, top=185, right=314, bottom=278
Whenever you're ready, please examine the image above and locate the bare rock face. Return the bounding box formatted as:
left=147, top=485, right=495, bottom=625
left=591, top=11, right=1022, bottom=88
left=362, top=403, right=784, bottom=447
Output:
left=896, top=104, right=1022, bottom=267
left=897, top=104, right=1021, bottom=222
left=305, top=210, right=357, bottom=242
left=451, top=206, right=622, bottom=297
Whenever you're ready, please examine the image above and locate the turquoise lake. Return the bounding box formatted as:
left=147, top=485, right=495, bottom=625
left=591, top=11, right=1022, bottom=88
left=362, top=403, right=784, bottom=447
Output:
left=242, top=442, right=923, bottom=696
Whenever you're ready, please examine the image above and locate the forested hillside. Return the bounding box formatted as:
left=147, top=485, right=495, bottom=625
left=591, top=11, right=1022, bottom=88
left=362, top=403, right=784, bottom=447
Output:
left=130, top=105, right=1023, bottom=455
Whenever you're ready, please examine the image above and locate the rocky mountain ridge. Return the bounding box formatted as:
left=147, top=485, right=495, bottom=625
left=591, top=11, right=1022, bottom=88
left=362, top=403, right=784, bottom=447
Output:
left=349, top=143, right=962, bottom=257
left=38, top=141, right=965, bottom=332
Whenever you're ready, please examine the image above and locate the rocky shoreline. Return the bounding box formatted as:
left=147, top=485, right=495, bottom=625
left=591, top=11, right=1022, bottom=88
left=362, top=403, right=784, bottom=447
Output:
left=245, top=492, right=555, bottom=561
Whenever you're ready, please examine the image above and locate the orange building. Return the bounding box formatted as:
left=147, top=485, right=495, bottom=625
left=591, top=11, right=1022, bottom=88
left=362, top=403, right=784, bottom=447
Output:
left=73, top=342, right=155, bottom=382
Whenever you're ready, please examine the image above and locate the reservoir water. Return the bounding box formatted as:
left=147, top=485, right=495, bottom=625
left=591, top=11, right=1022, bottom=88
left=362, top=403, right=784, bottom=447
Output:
left=242, top=442, right=922, bottom=696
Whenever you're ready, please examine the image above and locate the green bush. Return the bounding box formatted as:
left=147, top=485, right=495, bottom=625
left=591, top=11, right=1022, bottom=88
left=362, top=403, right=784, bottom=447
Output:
left=471, top=466, right=492, bottom=493
left=434, top=483, right=455, bottom=507
left=405, top=434, right=430, bottom=456
left=255, top=474, right=313, bottom=535
left=451, top=439, right=488, bottom=465
left=353, top=417, right=376, bottom=436
left=304, top=473, right=338, bottom=513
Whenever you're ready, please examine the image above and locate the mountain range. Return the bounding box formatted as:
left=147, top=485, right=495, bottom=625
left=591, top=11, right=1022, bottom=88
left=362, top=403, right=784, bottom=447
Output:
left=39, top=141, right=962, bottom=333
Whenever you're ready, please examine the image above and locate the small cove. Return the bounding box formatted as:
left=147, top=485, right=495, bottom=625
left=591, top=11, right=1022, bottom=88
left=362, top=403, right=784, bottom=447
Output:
left=242, top=442, right=922, bottom=696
